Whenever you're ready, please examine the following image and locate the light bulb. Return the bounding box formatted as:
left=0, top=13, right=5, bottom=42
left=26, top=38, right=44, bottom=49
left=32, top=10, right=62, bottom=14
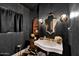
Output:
left=31, top=33, right=35, bottom=37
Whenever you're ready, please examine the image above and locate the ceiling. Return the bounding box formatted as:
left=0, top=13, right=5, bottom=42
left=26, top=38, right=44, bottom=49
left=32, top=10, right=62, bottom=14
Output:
left=21, top=3, right=39, bottom=11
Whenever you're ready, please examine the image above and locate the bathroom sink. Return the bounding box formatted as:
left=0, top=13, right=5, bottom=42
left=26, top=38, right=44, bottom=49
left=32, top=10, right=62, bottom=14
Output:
left=34, top=39, right=63, bottom=54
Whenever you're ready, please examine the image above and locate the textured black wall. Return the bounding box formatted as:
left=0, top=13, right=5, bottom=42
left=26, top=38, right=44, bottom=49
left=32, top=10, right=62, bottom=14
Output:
left=39, top=3, right=69, bottom=19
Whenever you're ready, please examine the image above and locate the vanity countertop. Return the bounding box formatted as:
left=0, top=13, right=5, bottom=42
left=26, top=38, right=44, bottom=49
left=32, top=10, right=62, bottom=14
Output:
left=34, top=39, right=63, bottom=54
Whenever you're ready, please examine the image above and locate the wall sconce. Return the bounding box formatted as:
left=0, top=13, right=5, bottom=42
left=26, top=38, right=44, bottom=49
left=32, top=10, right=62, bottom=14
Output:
left=70, top=11, right=79, bottom=19
left=39, top=19, right=43, bottom=24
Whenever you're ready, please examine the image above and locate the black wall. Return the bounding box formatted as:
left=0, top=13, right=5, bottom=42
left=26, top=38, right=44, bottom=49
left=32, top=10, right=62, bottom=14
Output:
left=39, top=3, right=69, bottom=19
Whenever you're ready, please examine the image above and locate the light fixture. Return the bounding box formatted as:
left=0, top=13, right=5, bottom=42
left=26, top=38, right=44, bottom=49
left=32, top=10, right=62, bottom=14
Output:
left=70, top=11, right=79, bottom=19
left=35, top=30, right=38, bottom=33
left=39, top=19, right=43, bottom=24
left=61, top=14, right=67, bottom=18
left=31, top=33, right=35, bottom=37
